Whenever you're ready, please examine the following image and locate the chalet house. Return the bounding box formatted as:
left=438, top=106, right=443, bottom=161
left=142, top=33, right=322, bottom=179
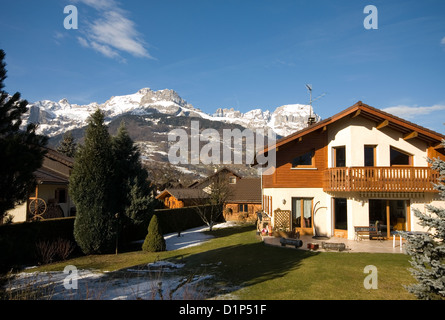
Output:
left=259, top=101, right=445, bottom=240
left=5, top=148, right=75, bottom=223
left=156, top=167, right=262, bottom=221
left=224, top=177, right=262, bottom=221
left=156, top=188, right=209, bottom=209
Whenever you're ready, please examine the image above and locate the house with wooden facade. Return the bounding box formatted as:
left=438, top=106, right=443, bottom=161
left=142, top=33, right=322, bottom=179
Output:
left=4, top=148, right=75, bottom=223
left=156, top=188, right=208, bottom=209
left=259, top=101, right=445, bottom=240
left=156, top=167, right=262, bottom=221
left=224, top=177, right=262, bottom=221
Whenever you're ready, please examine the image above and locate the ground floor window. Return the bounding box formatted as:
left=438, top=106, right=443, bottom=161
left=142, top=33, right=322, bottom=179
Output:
left=369, top=199, right=407, bottom=238
left=238, top=204, right=248, bottom=213
left=292, top=198, right=313, bottom=229
left=334, top=198, right=347, bottom=230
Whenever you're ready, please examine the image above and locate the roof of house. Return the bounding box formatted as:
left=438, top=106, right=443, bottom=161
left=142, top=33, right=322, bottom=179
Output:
left=258, top=101, right=445, bottom=156
left=227, top=178, right=261, bottom=203
left=35, top=168, right=69, bottom=185
left=188, top=167, right=242, bottom=189
left=43, top=147, right=74, bottom=168
left=157, top=173, right=261, bottom=204
left=35, top=148, right=74, bottom=185
left=156, top=188, right=209, bottom=200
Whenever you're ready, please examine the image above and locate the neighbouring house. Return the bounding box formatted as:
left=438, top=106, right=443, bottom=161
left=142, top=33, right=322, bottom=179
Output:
left=4, top=148, right=76, bottom=223
left=224, top=177, right=262, bottom=221
left=156, top=167, right=262, bottom=221
left=156, top=188, right=209, bottom=209
left=258, top=101, right=445, bottom=240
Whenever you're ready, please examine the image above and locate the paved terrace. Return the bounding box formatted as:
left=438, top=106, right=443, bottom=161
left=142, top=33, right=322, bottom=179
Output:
left=262, top=235, right=407, bottom=254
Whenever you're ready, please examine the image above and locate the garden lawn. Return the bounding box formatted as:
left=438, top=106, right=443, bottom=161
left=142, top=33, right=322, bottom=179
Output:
left=14, top=223, right=416, bottom=300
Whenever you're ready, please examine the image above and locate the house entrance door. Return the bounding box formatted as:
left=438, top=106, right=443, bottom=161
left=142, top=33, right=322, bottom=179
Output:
left=369, top=199, right=408, bottom=239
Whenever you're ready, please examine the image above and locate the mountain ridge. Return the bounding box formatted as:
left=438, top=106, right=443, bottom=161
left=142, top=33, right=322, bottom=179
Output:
left=24, top=87, right=320, bottom=138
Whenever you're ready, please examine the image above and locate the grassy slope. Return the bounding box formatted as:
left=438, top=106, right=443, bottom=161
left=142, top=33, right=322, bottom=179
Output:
left=24, top=223, right=416, bottom=300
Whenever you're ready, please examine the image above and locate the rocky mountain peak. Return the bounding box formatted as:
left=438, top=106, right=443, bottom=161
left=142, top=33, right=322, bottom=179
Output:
left=24, top=88, right=320, bottom=138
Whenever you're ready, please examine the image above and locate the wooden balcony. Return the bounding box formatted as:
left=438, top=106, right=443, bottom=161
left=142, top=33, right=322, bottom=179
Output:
left=323, top=167, right=439, bottom=193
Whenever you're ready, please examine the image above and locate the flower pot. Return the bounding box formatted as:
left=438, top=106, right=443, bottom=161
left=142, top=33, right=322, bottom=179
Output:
left=307, top=243, right=319, bottom=250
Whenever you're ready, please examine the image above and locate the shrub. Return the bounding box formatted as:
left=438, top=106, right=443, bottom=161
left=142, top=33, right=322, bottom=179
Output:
left=35, top=238, right=76, bottom=265
left=142, top=215, right=166, bottom=252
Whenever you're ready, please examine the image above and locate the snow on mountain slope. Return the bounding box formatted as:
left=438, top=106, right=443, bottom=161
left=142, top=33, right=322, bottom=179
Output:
left=24, top=88, right=320, bottom=138
left=212, top=104, right=318, bottom=137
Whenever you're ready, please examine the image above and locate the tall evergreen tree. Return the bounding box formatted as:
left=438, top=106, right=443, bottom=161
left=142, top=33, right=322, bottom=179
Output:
left=402, top=141, right=445, bottom=300
left=0, top=49, right=48, bottom=218
left=69, top=109, right=118, bottom=254
left=112, top=121, right=154, bottom=224
left=56, top=131, right=77, bottom=158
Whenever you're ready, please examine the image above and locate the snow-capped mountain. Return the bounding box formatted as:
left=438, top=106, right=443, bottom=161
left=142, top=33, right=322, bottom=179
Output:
left=25, top=88, right=319, bottom=138
left=24, top=88, right=321, bottom=180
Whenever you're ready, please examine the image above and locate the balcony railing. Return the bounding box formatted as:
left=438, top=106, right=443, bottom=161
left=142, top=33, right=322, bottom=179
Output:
left=323, top=167, right=439, bottom=193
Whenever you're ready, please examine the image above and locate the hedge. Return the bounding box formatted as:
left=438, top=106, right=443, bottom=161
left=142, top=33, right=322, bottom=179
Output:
left=123, top=204, right=224, bottom=243
left=0, top=204, right=224, bottom=271
left=0, top=217, right=76, bottom=272
left=156, top=204, right=224, bottom=235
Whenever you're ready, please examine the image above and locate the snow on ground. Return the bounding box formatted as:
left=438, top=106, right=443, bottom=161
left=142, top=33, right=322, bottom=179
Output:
left=3, top=222, right=239, bottom=300
left=164, top=221, right=238, bottom=251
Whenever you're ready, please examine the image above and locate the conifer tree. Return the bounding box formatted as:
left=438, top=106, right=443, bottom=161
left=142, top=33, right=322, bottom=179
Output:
left=402, top=141, right=445, bottom=300
left=69, top=109, right=118, bottom=254
left=112, top=121, right=154, bottom=225
left=56, top=131, right=77, bottom=158
left=142, top=214, right=166, bottom=252
left=0, top=49, right=48, bottom=218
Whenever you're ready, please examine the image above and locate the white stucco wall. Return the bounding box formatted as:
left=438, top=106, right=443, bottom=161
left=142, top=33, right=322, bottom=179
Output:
left=263, top=187, right=331, bottom=237
left=4, top=202, right=27, bottom=223
left=327, top=116, right=429, bottom=168
left=411, top=193, right=444, bottom=232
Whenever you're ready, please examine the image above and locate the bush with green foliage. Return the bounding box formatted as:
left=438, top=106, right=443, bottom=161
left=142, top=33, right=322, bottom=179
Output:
left=142, top=215, right=166, bottom=252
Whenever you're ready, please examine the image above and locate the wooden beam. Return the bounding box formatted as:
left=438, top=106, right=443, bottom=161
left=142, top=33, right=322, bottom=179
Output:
left=298, top=137, right=303, bottom=142
left=376, top=119, right=389, bottom=130
left=319, top=126, right=327, bottom=133
left=351, top=109, right=361, bottom=118
left=403, top=131, right=418, bottom=140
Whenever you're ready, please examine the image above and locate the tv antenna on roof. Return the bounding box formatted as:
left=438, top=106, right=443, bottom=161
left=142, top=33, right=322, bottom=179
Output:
left=305, top=84, right=325, bottom=126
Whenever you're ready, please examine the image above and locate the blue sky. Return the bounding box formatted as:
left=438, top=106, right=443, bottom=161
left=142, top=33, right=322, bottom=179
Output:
left=1, top=0, right=444, bottom=133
